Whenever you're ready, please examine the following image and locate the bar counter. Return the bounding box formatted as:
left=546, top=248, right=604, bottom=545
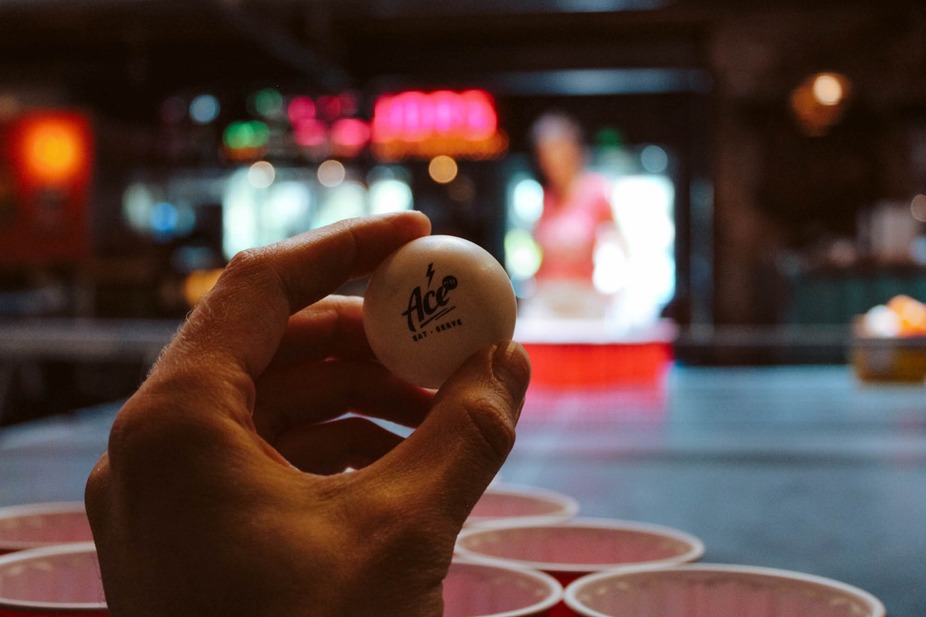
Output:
left=1, top=364, right=923, bottom=615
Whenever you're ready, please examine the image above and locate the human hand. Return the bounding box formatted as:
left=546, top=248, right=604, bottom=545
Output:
left=85, top=212, right=531, bottom=617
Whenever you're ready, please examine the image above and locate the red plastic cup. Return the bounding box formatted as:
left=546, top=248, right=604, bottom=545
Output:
left=456, top=518, right=705, bottom=617
left=444, top=559, right=563, bottom=617
left=465, top=484, right=580, bottom=528
left=0, top=504, right=93, bottom=556
left=0, top=542, right=107, bottom=616
left=564, top=564, right=886, bottom=617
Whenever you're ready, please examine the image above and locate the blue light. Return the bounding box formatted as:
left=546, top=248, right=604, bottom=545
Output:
left=150, top=201, right=180, bottom=241
left=190, top=94, right=221, bottom=124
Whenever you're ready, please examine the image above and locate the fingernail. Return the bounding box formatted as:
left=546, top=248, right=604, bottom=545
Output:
left=492, top=340, right=531, bottom=405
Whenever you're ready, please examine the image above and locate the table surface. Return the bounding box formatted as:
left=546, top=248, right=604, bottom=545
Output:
left=1, top=364, right=923, bottom=616
left=0, top=318, right=178, bottom=361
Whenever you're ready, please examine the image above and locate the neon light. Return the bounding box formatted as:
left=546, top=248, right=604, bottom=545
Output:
left=432, top=90, right=458, bottom=133
left=461, top=90, right=496, bottom=139
left=293, top=119, right=328, bottom=148
left=316, top=95, right=342, bottom=121
left=371, top=89, right=505, bottom=160
left=287, top=96, right=316, bottom=124
left=330, top=118, right=371, bottom=157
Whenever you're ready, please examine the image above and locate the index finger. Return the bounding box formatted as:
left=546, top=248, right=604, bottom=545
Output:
left=162, top=212, right=431, bottom=381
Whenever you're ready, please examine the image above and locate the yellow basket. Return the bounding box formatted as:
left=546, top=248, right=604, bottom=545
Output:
left=851, top=335, right=926, bottom=383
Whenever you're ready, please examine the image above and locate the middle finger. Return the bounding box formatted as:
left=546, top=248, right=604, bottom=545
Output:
left=268, top=295, right=374, bottom=368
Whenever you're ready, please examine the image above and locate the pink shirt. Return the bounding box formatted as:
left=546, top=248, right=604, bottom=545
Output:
left=534, top=173, right=614, bottom=281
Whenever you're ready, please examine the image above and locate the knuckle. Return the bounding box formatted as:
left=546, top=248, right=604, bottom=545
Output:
left=224, top=246, right=266, bottom=275
left=105, top=399, right=218, bottom=475
left=459, top=395, right=517, bottom=460
left=83, top=454, right=111, bottom=520
left=215, top=246, right=286, bottom=318
left=221, top=247, right=282, bottom=294
left=105, top=404, right=164, bottom=467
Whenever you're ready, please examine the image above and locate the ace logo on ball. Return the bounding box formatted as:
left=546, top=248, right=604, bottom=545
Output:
left=402, top=262, right=463, bottom=342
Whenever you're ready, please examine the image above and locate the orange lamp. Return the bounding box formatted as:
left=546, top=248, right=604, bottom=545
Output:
left=16, top=112, right=91, bottom=187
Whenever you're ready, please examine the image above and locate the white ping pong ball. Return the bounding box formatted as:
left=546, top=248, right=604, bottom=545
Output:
left=363, top=235, right=518, bottom=389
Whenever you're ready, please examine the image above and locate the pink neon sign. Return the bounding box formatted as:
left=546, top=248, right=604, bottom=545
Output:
left=372, top=89, right=498, bottom=143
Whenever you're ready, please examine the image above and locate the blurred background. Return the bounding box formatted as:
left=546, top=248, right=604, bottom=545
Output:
left=1, top=0, right=926, bottom=424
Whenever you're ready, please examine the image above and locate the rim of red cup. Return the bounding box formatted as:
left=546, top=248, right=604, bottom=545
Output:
left=465, top=484, right=580, bottom=527
left=447, top=558, right=564, bottom=617
left=562, top=563, right=887, bottom=617
left=0, top=542, right=106, bottom=613
left=0, top=502, right=90, bottom=553
left=455, top=517, right=705, bottom=573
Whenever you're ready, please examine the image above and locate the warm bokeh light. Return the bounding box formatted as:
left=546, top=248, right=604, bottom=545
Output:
left=790, top=72, right=852, bottom=136
left=183, top=268, right=224, bottom=307
left=3, top=111, right=94, bottom=264
left=911, top=194, right=926, bottom=222
left=812, top=73, right=845, bottom=106
left=317, top=159, right=346, bottom=187
left=887, top=295, right=926, bottom=336
left=19, top=115, right=90, bottom=185
left=247, top=161, right=275, bottom=189
left=428, top=155, right=458, bottom=184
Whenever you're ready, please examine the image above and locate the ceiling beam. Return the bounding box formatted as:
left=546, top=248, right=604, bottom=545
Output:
left=205, top=0, right=352, bottom=91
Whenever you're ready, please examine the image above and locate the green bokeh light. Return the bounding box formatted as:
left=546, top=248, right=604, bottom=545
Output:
left=250, top=88, right=284, bottom=119
left=223, top=120, right=270, bottom=150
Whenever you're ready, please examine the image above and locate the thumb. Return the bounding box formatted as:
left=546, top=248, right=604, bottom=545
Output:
left=375, top=341, right=531, bottom=525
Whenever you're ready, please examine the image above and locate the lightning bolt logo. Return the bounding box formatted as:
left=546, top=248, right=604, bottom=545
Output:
left=426, top=262, right=435, bottom=287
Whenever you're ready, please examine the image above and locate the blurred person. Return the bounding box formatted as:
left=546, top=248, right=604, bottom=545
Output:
left=84, top=212, right=531, bottom=617
left=526, top=111, right=629, bottom=320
